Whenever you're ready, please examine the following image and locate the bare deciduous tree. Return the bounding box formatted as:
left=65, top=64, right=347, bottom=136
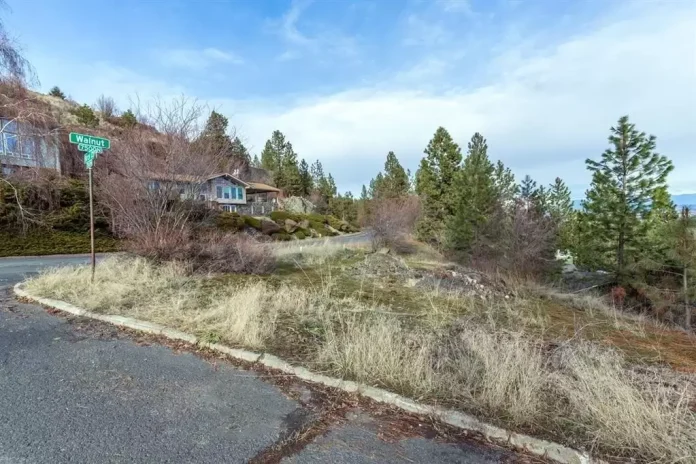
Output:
left=95, top=94, right=117, bottom=119
left=0, top=1, right=36, bottom=85
left=95, top=96, right=230, bottom=259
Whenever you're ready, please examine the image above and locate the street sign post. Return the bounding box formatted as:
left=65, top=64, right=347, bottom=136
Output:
left=69, top=133, right=110, bottom=282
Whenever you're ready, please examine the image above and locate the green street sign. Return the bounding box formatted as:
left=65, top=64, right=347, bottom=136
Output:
left=83, top=151, right=98, bottom=169
left=69, top=132, right=110, bottom=150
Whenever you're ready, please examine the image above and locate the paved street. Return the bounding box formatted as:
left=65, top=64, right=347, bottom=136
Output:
left=0, top=255, right=526, bottom=463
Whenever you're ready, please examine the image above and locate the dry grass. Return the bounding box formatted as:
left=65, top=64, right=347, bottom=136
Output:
left=24, top=256, right=696, bottom=463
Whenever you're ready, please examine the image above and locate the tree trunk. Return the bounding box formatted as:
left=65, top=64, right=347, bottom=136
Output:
left=685, top=267, right=691, bottom=332
left=617, top=230, right=625, bottom=282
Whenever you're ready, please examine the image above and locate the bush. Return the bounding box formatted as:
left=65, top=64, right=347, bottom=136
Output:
left=0, top=230, right=119, bottom=257
left=186, top=233, right=275, bottom=274
left=120, top=109, right=137, bottom=128
left=294, top=230, right=306, bottom=240
left=48, top=86, right=65, bottom=99
left=271, top=231, right=292, bottom=241
left=368, top=196, right=421, bottom=252
left=95, top=95, right=117, bottom=119
left=243, top=215, right=262, bottom=230
left=71, top=104, right=99, bottom=127
left=216, top=212, right=245, bottom=232
left=270, top=210, right=301, bottom=224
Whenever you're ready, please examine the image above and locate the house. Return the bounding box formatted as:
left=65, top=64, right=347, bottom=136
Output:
left=148, top=172, right=282, bottom=216
left=0, top=118, right=61, bottom=175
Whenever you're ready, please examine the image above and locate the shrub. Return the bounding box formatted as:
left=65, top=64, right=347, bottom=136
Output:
left=186, top=233, right=275, bottom=274
left=216, top=212, right=245, bottom=232
left=120, top=109, right=137, bottom=128
left=71, top=104, right=99, bottom=127
left=95, top=95, right=117, bottom=119
left=368, top=196, right=421, bottom=252
left=294, top=230, right=306, bottom=240
left=48, top=86, right=65, bottom=99
left=270, top=210, right=301, bottom=224
left=243, top=215, right=262, bottom=230
left=271, top=231, right=292, bottom=241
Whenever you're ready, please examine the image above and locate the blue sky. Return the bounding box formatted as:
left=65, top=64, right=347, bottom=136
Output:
left=5, top=0, right=696, bottom=196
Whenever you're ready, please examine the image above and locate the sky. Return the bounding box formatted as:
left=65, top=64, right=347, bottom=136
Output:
left=5, top=0, right=696, bottom=197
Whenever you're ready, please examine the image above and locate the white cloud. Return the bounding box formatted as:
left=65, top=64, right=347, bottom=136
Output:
left=157, top=47, right=243, bottom=69
left=270, top=0, right=359, bottom=61
left=220, top=1, right=696, bottom=195
left=438, top=0, right=474, bottom=16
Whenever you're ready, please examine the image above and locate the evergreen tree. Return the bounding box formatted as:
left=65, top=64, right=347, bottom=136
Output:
left=447, top=132, right=496, bottom=251
left=492, top=160, right=518, bottom=206
left=547, top=178, right=573, bottom=222
left=547, top=177, right=575, bottom=251
left=49, top=86, right=66, bottom=99
left=360, top=184, right=369, bottom=201
left=299, top=159, right=313, bottom=196
left=414, top=127, right=462, bottom=244
left=667, top=207, right=696, bottom=330
left=520, top=175, right=537, bottom=200
left=120, top=109, right=137, bottom=128
left=310, top=160, right=325, bottom=188
left=369, top=173, right=384, bottom=199
left=230, top=137, right=250, bottom=165
left=279, top=141, right=302, bottom=196
left=251, top=154, right=261, bottom=168
left=581, top=115, right=674, bottom=280
left=261, top=130, right=288, bottom=186
left=380, top=151, right=409, bottom=198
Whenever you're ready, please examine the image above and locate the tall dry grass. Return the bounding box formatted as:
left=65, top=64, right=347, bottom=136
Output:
left=24, top=256, right=696, bottom=462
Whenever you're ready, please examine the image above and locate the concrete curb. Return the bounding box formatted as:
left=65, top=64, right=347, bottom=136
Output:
left=15, top=283, right=594, bottom=464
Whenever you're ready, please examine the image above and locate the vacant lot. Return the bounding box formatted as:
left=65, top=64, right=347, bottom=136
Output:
left=25, top=243, right=696, bottom=463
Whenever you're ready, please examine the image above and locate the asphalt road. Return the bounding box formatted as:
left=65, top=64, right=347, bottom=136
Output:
left=0, top=255, right=525, bottom=463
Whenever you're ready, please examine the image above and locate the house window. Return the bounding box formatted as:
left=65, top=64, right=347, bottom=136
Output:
left=147, top=181, right=160, bottom=191
left=1, top=119, right=36, bottom=159
left=223, top=186, right=231, bottom=199
left=216, top=186, right=223, bottom=198
left=237, top=187, right=244, bottom=200
left=222, top=205, right=237, bottom=212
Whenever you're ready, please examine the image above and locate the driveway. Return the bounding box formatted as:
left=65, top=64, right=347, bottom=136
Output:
left=0, top=255, right=528, bottom=463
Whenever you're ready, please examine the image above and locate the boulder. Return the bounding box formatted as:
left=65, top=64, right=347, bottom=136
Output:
left=298, top=219, right=310, bottom=230
left=261, top=219, right=282, bottom=235
left=327, top=225, right=340, bottom=235
left=284, top=218, right=298, bottom=233
left=308, top=228, right=320, bottom=238
left=279, top=196, right=316, bottom=214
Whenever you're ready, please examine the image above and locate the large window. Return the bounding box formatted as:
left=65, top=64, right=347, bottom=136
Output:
left=0, top=119, right=37, bottom=159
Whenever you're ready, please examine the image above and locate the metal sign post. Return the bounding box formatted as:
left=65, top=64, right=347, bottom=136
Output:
left=69, top=133, right=110, bottom=283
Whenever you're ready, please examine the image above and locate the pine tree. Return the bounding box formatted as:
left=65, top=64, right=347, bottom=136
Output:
left=48, top=86, right=65, bottom=99
left=279, top=141, right=302, bottom=196
left=668, top=207, right=696, bottom=330
left=414, top=127, right=462, bottom=244
left=547, top=177, right=573, bottom=222
left=310, top=160, right=325, bottom=188
left=492, top=160, right=518, bottom=206
left=547, top=177, right=574, bottom=251
left=360, top=185, right=369, bottom=201
left=230, top=137, right=250, bottom=165
left=447, top=132, right=496, bottom=251
left=369, top=173, right=384, bottom=199
left=581, top=115, right=674, bottom=280
left=299, top=159, right=313, bottom=196
left=520, top=175, right=537, bottom=200
left=380, top=151, right=409, bottom=198
left=252, top=154, right=261, bottom=168
left=261, top=130, right=287, bottom=186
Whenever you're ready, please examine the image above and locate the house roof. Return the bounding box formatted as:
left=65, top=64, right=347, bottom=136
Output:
left=247, top=182, right=281, bottom=193
left=148, top=172, right=249, bottom=186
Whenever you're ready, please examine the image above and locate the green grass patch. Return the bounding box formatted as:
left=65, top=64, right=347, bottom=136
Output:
left=0, top=230, right=120, bottom=257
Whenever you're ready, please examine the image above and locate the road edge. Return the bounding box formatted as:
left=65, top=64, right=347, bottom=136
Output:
left=14, top=282, right=595, bottom=464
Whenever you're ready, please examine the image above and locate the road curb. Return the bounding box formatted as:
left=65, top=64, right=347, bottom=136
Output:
left=14, top=283, right=595, bottom=464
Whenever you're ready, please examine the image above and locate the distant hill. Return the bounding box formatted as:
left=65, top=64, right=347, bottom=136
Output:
left=573, top=194, right=696, bottom=210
